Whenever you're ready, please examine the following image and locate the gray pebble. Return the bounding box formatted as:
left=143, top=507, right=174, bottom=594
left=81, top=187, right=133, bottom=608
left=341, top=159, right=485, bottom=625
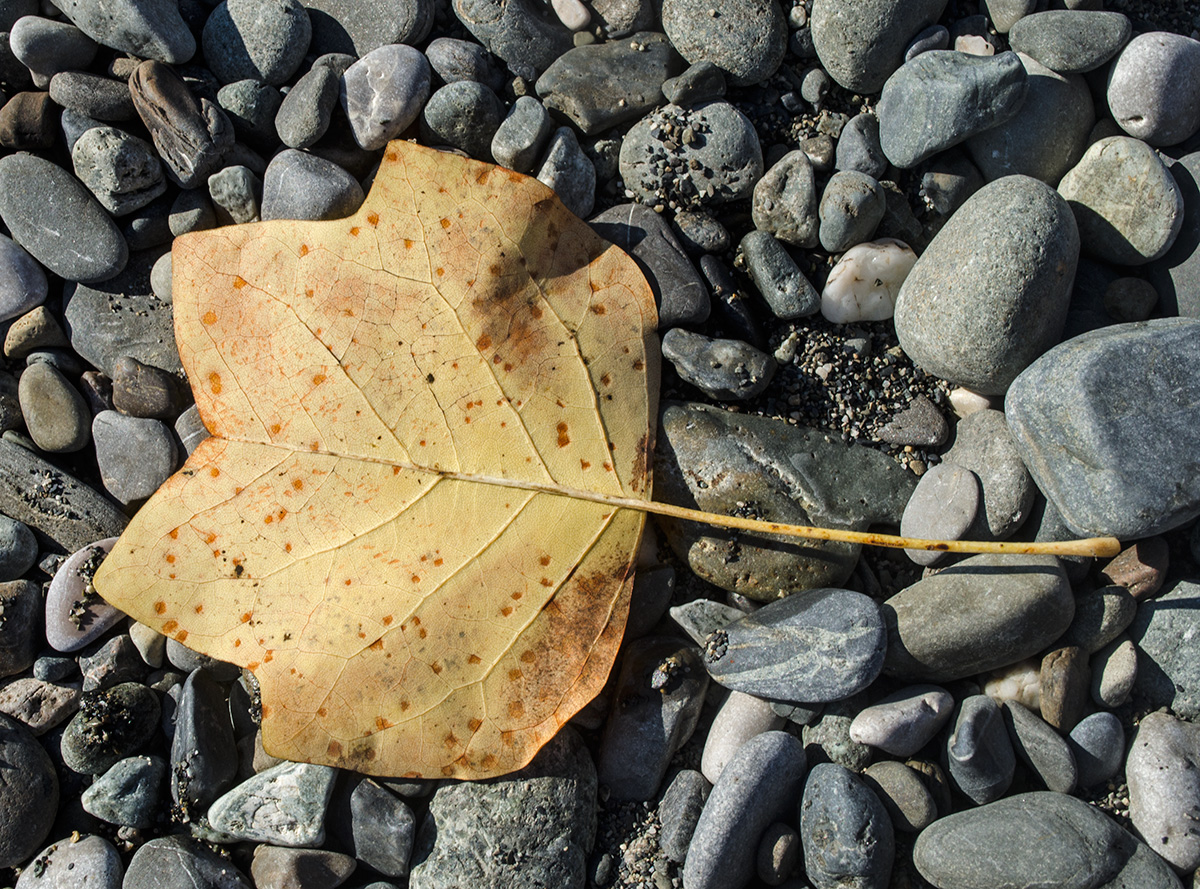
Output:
left=819, top=169, right=886, bottom=252
left=811, top=0, right=949, bottom=92
left=339, top=777, right=415, bottom=878
left=124, top=835, right=251, bottom=888
left=1008, top=10, right=1132, bottom=73
left=849, top=685, right=954, bottom=757
left=661, top=328, right=777, bottom=401
left=54, top=0, right=193, bottom=63
left=6, top=306, right=67, bottom=361
left=752, top=149, right=818, bottom=248
left=739, top=230, right=820, bottom=319
left=149, top=251, right=172, bottom=302
left=836, top=112, right=887, bottom=178
left=671, top=210, right=729, bottom=254
left=208, top=761, right=337, bottom=846
left=803, top=696, right=874, bottom=771
left=260, top=149, right=364, bottom=222
left=947, top=694, right=1015, bottom=805
left=0, top=579, right=37, bottom=678
left=1068, top=711, right=1124, bottom=788
left=92, top=411, right=177, bottom=505
left=0, top=714, right=56, bottom=867
left=1060, top=584, right=1136, bottom=653
left=420, top=79, right=505, bottom=160
left=71, top=125, right=166, bottom=217
left=305, top=0, right=433, bottom=57
left=61, top=682, right=160, bottom=775
left=0, top=517, right=35, bottom=582
left=799, top=762, right=894, bottom=889
left=491, top=95, right=553, bottom=173
left=1058, top=135, right=1183, bottom=265
left=171, top=668, right=237, bottom=816
left=80, top=633, right=147, bottom=692
left=658, top=769, right=709, bottom=863
left=0, top=233, right=46, bottom=324
left=661, top=60, right=726, bottom=107
left=1129, top=579, right=1200, bottom=718
left=426, top=36, right=504, bottom=89
left=861, top=761, right=938, bottom=831
left=1103, top=276, right=1158, bottom=322
left=1002, top=700, right=1077, bottom=793
left=8, top=16, right=98, bottom=88
left=757, top=822, right=801, bottom=883
left=668, top=599, right=744, bottom=646
left=536, top=126, right=595, bottom=218
left=700, top=690, right=784, bottom=784
left=18, top=362, right=90, bottom=453
left=202, top=0, right=311, bottom=85
left=1127, top=711, right=1200, bottom=872
left=81, top=754, right=167, bottom=827
left=1107, top=31, right=1200, bottom=147
left=878, top=50, right=1029, bottom=169
left=450, top=0, right=573, bottom=80
left=878, top=395, right=949, bottom=447
left=661, top=0, right=785, bottom=86
left=919, top=148, right=983, bottom=217
left=275, top=66, right=337, bottom=149
left=174, top=403, right=211, bottom=457
left=250, top=847, right=355, bottom=889
left=49, top=71, right=137, bottom=122
left=217, top=79, right=282, bottom=152
left=340, top=44, right=431, bottom=151
left=984, top=0, right=1036, bottom=33
left=1090, top=635, right=1137, bottom=708
left=942, top=408, right=1036, bottom=541
left=905, top=23, right=949, bottom=60
left=165, top=639, right=240, bottom=681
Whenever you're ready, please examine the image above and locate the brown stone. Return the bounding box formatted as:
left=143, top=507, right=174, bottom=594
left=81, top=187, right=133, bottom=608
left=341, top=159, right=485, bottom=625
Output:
left=0, top=90, right=56, bottom=150
left=111, top=354, right=182, bottom=419
left=1098, top=536, right=1168, bottom=600
left=1039, top=646, right=1089, bottom=732
left=3, top=305, right=68, bottom=359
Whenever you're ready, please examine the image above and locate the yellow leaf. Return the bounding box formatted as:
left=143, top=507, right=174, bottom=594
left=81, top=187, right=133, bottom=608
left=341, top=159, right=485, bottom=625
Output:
left=94, top=141, right=659, bottom=779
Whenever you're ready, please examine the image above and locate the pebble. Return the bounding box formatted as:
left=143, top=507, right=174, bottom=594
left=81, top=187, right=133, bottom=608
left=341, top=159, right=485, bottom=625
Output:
left=71, top=126, right=166, bottom=218
left=15, top=834, right=123, bottom=889
left=672, top=209, right=729, bottom=255
left=700, top=690, right=784, bottom=784
left=878, top=51, right=1029, bottom=169
left=1007, top=10, right=1132, bottom=73
left=1006, top=318, right=1200, bottom=538
left=410, top=729, right=594, bottom=887
left=1060, top=584, right=1136, bottom=654
left=8, top=16, right=98, bottom=88
left=260, top=150, right=364, bottom=222
left=50, top=71, right=137, bottom=123
left=946, top=695, right=1015, bottom=805
left=751, top=150, right=819, bottom=248
left=80, top=633, right=147, bottom=691
left=1002, top=700, right=1077, bottom=793
left=306, top=0, right=433, bottom=57
left=218, top=79, right=282, bottom=152
left=0, top=233, right=47, bottom=323
left=0, top=580, right=39, bottom=677
left=944, top=408, right=1036, bottom=540
left=818, top=170, right=886, bottom=253
left=171, top=668, right=238, bottom=815
left=335, top=777, right=415, bottom=878
left=655, top=402, right=915, bottom=599
left=124, top=835, right=251, bottom=888
left=537, top=31, right=682, bottom=135
left=661, top=328, right=777, bottom=401
left=92, top=411, right=177, bottom=505
left=684, top=731, right=807, bottom=889
left=1102, top=540, right=1170, bottom=602
left=250, top=846, right=356, bottom=889
left=703, top=588, right=885, bottom=703
left=1107, top=31, right=1200, bottom=147
left=822, top=238, right=916, bottom=325
left=339, top=44, right=431, bottom=151
left=660, top=61, right=726, bottom=107
left=44, top=538, right=122, bottom=653
left=208, top=762, right=337, bottom=846
left=899, top=462, right=979, bottom=565
left=61, top=682, right=160, bottom=775
left=7, top=307, right=67, bottom=360
left=661, top=0, right=785, bottom=86
left=111, top=355, right=179, bottom=419
left=739, top=230, right=820, bottom=319
left=202, top=0, right=310, bottom=85
left=274, top=65, right=337, bottom=149
left=1038, top=645, right=1088, bottom=732
left=810, top=0, right=949, bottom=92
left=0, top=90, right=56, bottom=149
left=802, top=696, right=873, bottom=771
left=913, top=791, right=1179, bottom=889
left=426, top=37, right=502, bottom=88
left=1127, top=711, right=1200, bottom=873
left=883, top=553, right=1072, bottom=681
left=491, top=96, right=553, bottom=173
left=849, top=685, right=954, bottom=756
left=0, top=714, right=57, bottom=867
left=129, top=60, right=234, bottom=190
left=597, top=636, right=707, bottom=801
left=81, top=755, right=167, bottom=827
left=895, top=175, right=1078, bottom=394
left=755, top=822, right=800, bottom=883
left=1067, top=711, right=1123, bottom=788
left=590, top=203, right=710, bottom=327
left=55, top=0, right=193, bottom=64
left=535, top=126, right=595, bottom=217
left=420, top=80, right=504, bottom=160
left=861, top=761, right=937, bottom=832
left=835, top=112, right=887, bottom=178
left=659, top=769, right=709, bottom=863
left=1129, top=579, right=1200, bottom=718
left=1089, top=635, right=1137, bottom=709
left=1149, top=151, right=1200, bottom=317
left=619, top=101, right=764, bottom=208
left=799, top=762, right=894, bottom=889
left=669, top=599, right=744, bottom=646
left=0, top=152, right=128, bottom=283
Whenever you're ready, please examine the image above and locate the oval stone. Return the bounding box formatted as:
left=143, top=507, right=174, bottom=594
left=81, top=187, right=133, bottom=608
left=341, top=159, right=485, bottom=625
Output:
left=703, top=588, right=885, bottom=703
left=811, top=0, right=948, bottom=92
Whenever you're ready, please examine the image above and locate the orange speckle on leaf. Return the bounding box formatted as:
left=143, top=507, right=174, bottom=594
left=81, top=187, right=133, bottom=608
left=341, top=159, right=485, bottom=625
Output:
left=241, top=612, right=252, bottom=623
left=468, top=653, right=482, bottom=664
left=162, top=620, right=178, bottom=633
left=411, top=574, right=421, bottom=583
left=418, top=627, right=427, bottom=639
left=509, top=668, right=522, bottom=681
left=208, top=372, right=222, bottom=394
left=312, top=373, right=326, bottom=385
left=260, top=704, right=271, bottom=718
left=299, top=244, right=309, bottom=256
left=590, top=304, right=606, bottom=315
left=327, top=740, right=342, bottom=758
left=431, top=661, right=443, bottom=674
left=557, top=422, right=570, bottom=447
left=500, top=606, right=513, bottom=617
left=318, top=707, right=328, bottom=717
left=165, top=554, right=176, bottom=564
left=511, top=591, right=522, bottom=600
left=468, top=717, right=483, bottom=732
left=285, top=543, right=292, bottom=552
left=154, top=601, right=166, bottom=614
left=194, top=604, right=203, bottom=613
left=377, top=716, right=394, bottom=730
left=382, top=615, right=393, bottom=626
left=168, top=528, right=179, bottom=540
left=263, top=650, right=274, bottom=663
left=482, top=753, right=498, bottom=769
left=369, top=639, right=384, bottom=651
left=520, top=650, right=536, bottom=663
left=540, top=577, right=553, bottom=587
left=440, top=218, right=451, bottom=229
left=350, top=226, right=359, bottom=236
left=202, top=310, right=218, bottom=325
left=580, top=459, right=591, bottom=470
left=367, top=212, right=379, bottom=225
left=233, top=276, right=247, bottom=289
left=175, top=631, right=187, bottom=643
left=509, top=701, right=525, bottom=718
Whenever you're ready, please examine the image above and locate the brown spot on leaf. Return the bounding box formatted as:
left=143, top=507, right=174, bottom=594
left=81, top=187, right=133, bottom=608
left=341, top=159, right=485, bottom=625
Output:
left=509, top=701, right=525, bottom=718
left=162, top=620, right=178, bottom=633
left=557, top=422, right=570, bottom=447
left=209, top=373, right=222, bottom=394
left=154, top=601, right=166, bottom=614
left=202, top=311, right=218, bottom=325
left=328, top=740, right=342, bottom=759
left=468, top=653, right=482, bottom=664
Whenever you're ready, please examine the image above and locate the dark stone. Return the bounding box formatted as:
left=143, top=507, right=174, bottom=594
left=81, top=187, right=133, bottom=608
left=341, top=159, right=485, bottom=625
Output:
left=170, top=669, right=238, bottom=814
left=946, top=695, right=1015, bottom=805
left=799, top=763, right=894, bottom=889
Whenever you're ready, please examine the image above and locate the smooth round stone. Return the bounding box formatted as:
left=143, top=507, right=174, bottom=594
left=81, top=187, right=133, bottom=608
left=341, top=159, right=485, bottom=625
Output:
left=0, top=233, right=46, bottom=324
left=900, top=462, right=980, bottom=565
left=491, top=95, right=553, bottom=173
left=44, top=538, right=122, bottom=653
left=590, top=203, right=710, bottom=327
left=15, top=834, right=122, bottom=888
left=1008, top=10, right=1131, bottom=73
left=0, top=519, right=36, bottom=582
left=169, top=188, right=216, bottom=236
left=1149, top=152, right=1200, bottom=317
left=1006, top=318, right=1200, bottom=539
left=700, top=690, right=784, bottom=784
left=862, top=761, right=937, bottom=832
left=340, top=44, right=430, bottom=151
left=426, top=36, right=504, bottom=88
left=849, top=685, right=954, bottom=757
left=1060, top=585, right=1136, bottom=653
left=1130, top=579, right=1200, bottom=718
left=62, top=682, right=160, bottom=774
left=9, top=15, right=98, bottom=87
left=81, top=755, right=167, bottom=827
left=878, top=395, right=949, bottom=447
left=6, top=306, right=67, bottom=360
left=947, top=695, right=1014, bottom=805
left=619, top=101, right=763, bottom=207
left=802, top=696, right=873, bottom=771
left=17, top=362, right=89, bottom=454
left=895, top=175, right=1078, bottom=394
left=752, top=150, right=819, bottom=248
left=818, top=170, right=886, bottom=252
left=111, top=355, right=179, bottom=418
left=799, top=762, right=894, bottom=889
left=661, top=60, right=727, bottom=106
left=1108, top=31, right=1200, bottom=147
left=661, top=0, right=784, bottom=86
left=672, top=210, right=729, bottom=255
left=1002, top=700, right=1077, bottom=793
left=883, top=553, right=1072, bottom=681
left=1103, top=276, right=1158, bottom=322
left=54, top=0, right=193, bottom=63
left=913, top=791, right=1175, bottom=889
left=597, top=636, right=707, bottom=801
left=703, top=588, right=885, bottom=704
left=305, top=0, right=433, bottom=57
left=0, top=580, right=37, bottom=682
left=965, top=53, right=1092, bottom=185
left=905, top=23, right=949, bottom=60
left=943, top=408, right=1036, bottom=540
left=202, top=0, right=310, bottom=85
left=272, top=66, right=336, bottom=149
left=836, top=112, right=888, bottom=178
left=756, top=822, right=800, bottom=883
left=165, top=639, right=239, bottom=681
left=0, top=89, right=57, bottom=150
left=536, top=31, right=683, bottom=135
left=50, top=71, right=137, bottom=123
left=333, top=777, right=415, bottom=878
left=1127, top=711, right=1200, bottom=872
left=1091, top=636, right=1136, bottom=708
left=920, top=148, right=984, bottom=217
left=0, top=153, right=128, bottom=283
left=92, top=411, right=176, bottom=506
left=217, top=79, right=282, bottom=151
left=1068, top=711, right=1123, bottom=788
left=450, top=0, right=573, bottom=80
left=878, top=50, right=1029, bottom=169
left=125, top=836, right=251, bottom=888
left=71, top=125, right=166, bottom=217
left=740, top=230, right=820, bottom=320
left=0, top=714, right=56, bottom=867
left=420, top=79, right=504, bottom=160
left=260, top=150, right=364, bottom=223
left=661, top=328, right=776, bottom=401
left=685, top=732, right=807, bottom=889
left=534, top=125, right=595, bottom=217
left=1059, top=136, right=1183, bottom=265
left=659, top=769, right=709, bottom=863
left=208, top=762, right=338, bottom=846
left=811, top=0, right=948, bottom=92
left=171, top=668, right=238, bottom=814
left=984, top=0, right=1035, bottom=34
left=822, top=238, right=916, bottom=325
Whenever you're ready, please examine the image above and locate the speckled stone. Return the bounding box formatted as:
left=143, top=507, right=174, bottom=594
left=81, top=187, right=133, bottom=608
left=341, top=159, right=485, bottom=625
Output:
left=799, top=762, right=894, bottom=889
left=0, top=713, right=57, bottom=867
left=661, top=0, right=785, bottom=86
left=811, top=0, right=949, bottom=92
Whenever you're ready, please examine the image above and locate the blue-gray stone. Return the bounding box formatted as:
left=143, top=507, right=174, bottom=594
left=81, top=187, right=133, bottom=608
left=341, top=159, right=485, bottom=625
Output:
left=124, top=836, right=251, bottom=888
left=491, top=96, right=553, bottom=174
left=751, top=150, right=818, bottom=248
left=14, top=834, right=122, bottom=889
left=941, top=408, right=1036, bottom=541
left=54, top=0, right=194, bottom=63
left=659, top=768, right=709, bottom=863
left=1006, top=318, right=1200, bottom=538
left=81, top=755, right=167, bottom=828
left=260, top=149, right=363, bottom=222
left=61, top=682, right=160, bottom=775
left=450, top=0, right=573, bottom=80
left=535, top=126, right=595, bottom=218
left=878, top=51, right=1029, bottom=169
left=171, top=669, right=237, bottom=815
left=0, top=713, right=57, bottom=867
left=274, top=65, right=337, bottom=149
left=419, top=79, right=505, bottom=160
left=661, top=328, right=777, bottom=402
left=818, top=170, right=886, bottom=252
left=703, top=588, right=885, bottom=704
left=1129, top=578, right=1200, bottom=719
left=202, top=0, right=311, bottom=85
left=799, top=762, right=894, bottom=889
left=207, top=761, right=337, bottom=846
left=684, top=731, right=806, bottom=889
left=1008, top=10, right=1132, bottom=73
left=739, top=230, right=820, bottom=319
left=1149, top=151, right=1200, bottom=317
left=1002, top=700, right=1077, bottom=794
left=947, top=695, right=1015, bottom=805
left=836, top=112, right=888, bottom=179
left=661, top=0, right=785, bottom=86
left=304, top=0, right=433, bottom=57
left=1069, top=711, right=1124, bottom=788
left=811, top=0, right=948, bottom=92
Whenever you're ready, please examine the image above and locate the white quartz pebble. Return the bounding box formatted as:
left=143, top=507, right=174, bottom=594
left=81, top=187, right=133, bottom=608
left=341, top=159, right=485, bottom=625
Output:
left=551, top=0, right=591, bottom=30
left=820, top=238, right=916, bottom=323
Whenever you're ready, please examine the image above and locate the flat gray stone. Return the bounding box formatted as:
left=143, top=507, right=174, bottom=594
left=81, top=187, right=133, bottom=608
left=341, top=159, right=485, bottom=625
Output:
left=702, top=588, right=885, bottom=703
left=535, top=126, right=594, bottom=218
left=1003, top=700, right=1077, bottom=793
left=1060, top=585, right=1136, bottom=654
left=895, top=175, right=1078, bottom=394
left=54, top=0, right=193, bottom=62
left=1129, top=579, right=1200, bottom=719
left=1127, top=711, right=1200, bottom=872
left=900, top=462, right=980, bottom=566
left=942, top=408, right=1036, bottom=541
left=811, top=0, right=948, bottom=92
left=1148, top=152, right=1200, bottom=317
left=740, top=230, right=820, bottom=320
left=420, top=79, right=504, bottom=160
left=1008, top=10, right=1132, bottom=73
left=124, top=836, right=251, bottom=889
left=202, top=0, right=311, bottom=85
left=304, top=0, right=433, bottom=57
left=947, top=695, right=1015, bottom=805
left=0, top=580, right=39, bottom=679
left=14, top=834, right=122, bottom=889
left=818, top=170, right=886, bottom=252
left=1006, top=317, right=1200, bottom=538
left=799, top=762, right=894, bottom=889
left=0, top=233, right=47, bottom=323
left=0, top=713, right=57, bottom=867
left=81, top=755, right=167, bottom=827
left=659, top=769, right=709, bottom=863
left=92, top=411, right=176, bottom=505
left=274, top=65, right=336, bottom=149
left=491, top=96, right=553, bottom=174
left=862, top=761, right=937, bottom=833
left=18, top=361, right=90, bottom=453
left=661, top=0, right=785, bottom=86
left=848, top=684, right=954, bottom=757
left=661, top=328, right=776, bottom=401
left=752, top=150, right=818, bottom=248
left=1069, top=712, right=1124, bottom=788
left=883, top=553, right=1072, bottom=682
left=261, top=149, right=363, bottom=222
left=339, top=44, right=431, bottom=151
left=451, top=0, right=573, bottom=80
left=207, top=762, right=337, bottom=846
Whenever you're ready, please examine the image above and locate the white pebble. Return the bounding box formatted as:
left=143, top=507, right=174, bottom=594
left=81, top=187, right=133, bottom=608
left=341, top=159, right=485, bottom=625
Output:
left=551, top=0, right=590, bottom=30
left=955, top=34, right=995, bottom=55
left=948, top=386, right=1001, bottom=418
left=820, top=238, right=916, bottom=323
left=982, top=657, right=1041, bottom=712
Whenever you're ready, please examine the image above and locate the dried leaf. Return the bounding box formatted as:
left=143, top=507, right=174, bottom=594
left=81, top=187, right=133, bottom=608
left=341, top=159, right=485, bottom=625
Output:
left=95, top=141, right=659, bottom=779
